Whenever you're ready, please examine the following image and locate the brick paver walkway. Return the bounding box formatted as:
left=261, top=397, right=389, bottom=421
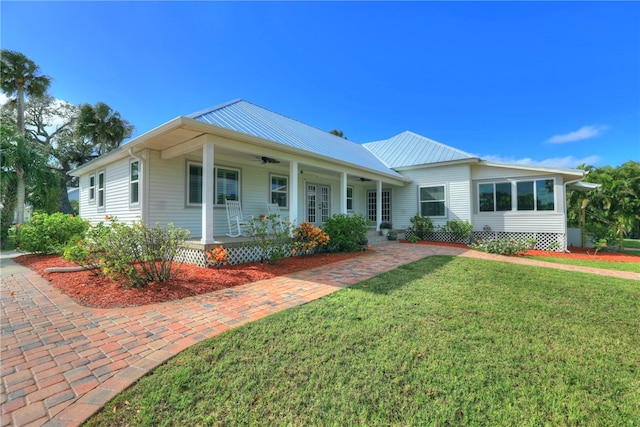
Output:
left=1, top=245, right=638, bottom=426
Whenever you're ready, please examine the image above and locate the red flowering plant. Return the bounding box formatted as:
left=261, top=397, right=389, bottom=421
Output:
left=293, top=222, right=330, bottom=255
left=207, top=245, right=229, bottom=270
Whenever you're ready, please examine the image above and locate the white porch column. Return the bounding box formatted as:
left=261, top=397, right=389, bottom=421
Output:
left=376, top=180, right=383, bottom=231
left=289, top=161, right=299, bottom=226
left=201, top=138, right=215, bottom=244
left=340, top=172, right=348, bottom=214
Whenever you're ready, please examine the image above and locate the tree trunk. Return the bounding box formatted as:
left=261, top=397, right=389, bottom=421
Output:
left=59, top=177, right=74, bottom=215
left=15, top=168, right=26, bottom=225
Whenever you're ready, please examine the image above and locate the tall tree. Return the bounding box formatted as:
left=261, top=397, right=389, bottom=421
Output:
left=0, top=50, right=51, bottom=224
left=76, top=102, right=133, bottom=155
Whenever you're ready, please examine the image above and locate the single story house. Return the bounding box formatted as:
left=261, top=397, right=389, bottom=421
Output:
left=69, top=99, right=596, bottom=264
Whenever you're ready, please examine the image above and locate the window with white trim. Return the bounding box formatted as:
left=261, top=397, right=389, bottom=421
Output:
left=216, top=167, right=240, bottom=205
left=130, top=160, right=139, bottom=206
left=479, top=182, right=512, bottom=212
left=419, top=185, right=446, bottom=217
left=270, top=174, right=288, bottom=207
left=186, top=163, right=241, bottom=206
left=97, top=170, right=105, bottom=210
left=517, top=179, right=555, bottom=211
left=346, top=186, right=353, bottom=211
left=88, top=174, right=96, bottom=203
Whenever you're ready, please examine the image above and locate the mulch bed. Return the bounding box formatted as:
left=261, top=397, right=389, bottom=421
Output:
left=13, top=251, right=372, bottom=309
left=403, top=240, right=640, bottom=263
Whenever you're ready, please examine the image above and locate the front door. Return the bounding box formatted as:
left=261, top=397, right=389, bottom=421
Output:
left=367, top=189, right=391, bottom=223
left=307, top=184, right=330, bottom=226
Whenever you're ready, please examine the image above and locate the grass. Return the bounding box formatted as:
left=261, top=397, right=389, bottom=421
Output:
left=523, top=255, right=640, bottom=273
left=86, top=257, right=640, bottom=426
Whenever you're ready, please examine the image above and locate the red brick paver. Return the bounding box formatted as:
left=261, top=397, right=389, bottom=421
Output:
left=1, top=245, right=637, bottom=426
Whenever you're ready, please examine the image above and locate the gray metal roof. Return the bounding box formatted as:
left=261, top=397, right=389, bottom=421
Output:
left=188, top=99, right=403, bottom=178
left=363, top=131, right=478, bottom=168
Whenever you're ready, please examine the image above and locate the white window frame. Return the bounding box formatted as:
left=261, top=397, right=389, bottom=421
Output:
left=270, top=174, right=288, bottom=208
left=129, top=160, right=140, bottom=207
left=186, top=161, right=203, bottom=207
left=515, top=178, right=555, bottom=212
left=97, top=170, right=105, bottom=211
left=346, top=186, right=354, bottom=212
left=478, top=181, right=513, bottom=212
left=216, top=166, right=241, bottom=205
left=419, top=184, right=446, bottom=218
left=186, top=162, right=242, bottom=206
left=88, top=174, right=96, bottom=204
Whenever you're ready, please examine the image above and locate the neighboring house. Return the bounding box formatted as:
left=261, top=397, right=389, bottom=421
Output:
left=69, top=99, right=596, bottom=264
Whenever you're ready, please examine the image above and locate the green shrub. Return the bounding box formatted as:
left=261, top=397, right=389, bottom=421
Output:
left=63, top=217, right=189, bottom=288
left=407, top=214, right=433, bottom=240
left=470, top=238, right=535, bottom=255
left=440, top=219, right=473, bottom=242
left=406, top=235, right=421, bottom=243
left=247, top=214, right=293, bottom=264
left=18, top=212, right=89, bottom=254
left=322, top=214, right=369, bottom=252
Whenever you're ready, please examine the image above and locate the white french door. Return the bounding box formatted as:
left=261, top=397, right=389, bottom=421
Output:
left=367, top=189, right=391, bottom=223
left=307, top=184, right=330, bottom=226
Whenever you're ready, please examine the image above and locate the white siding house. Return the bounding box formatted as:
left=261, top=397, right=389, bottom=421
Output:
left=70, top=99, right=593, bottom=263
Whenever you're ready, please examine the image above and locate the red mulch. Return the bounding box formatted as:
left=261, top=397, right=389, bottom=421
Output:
left=13, top=251, right=372, bottom=309
left=401, top=240, right=640, bottom=263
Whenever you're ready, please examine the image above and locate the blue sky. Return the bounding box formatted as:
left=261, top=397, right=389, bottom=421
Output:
left=2, top=1, right=638, bottom=168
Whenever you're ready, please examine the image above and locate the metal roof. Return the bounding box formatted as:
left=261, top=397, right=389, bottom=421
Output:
left=188, top=99, right=403, bottom=178
left=362, top=131, right=478, bottom=168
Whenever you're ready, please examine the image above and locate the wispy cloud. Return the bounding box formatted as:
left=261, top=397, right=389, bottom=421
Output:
left=546, top=125, right=609, bottom=144
left=481, top=154, right=602, bottom=169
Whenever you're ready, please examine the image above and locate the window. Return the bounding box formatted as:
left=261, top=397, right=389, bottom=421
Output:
left=346, top=186, right=353, bottom=211
left=186, top=163, right=241, bottom=206
left=97, top=170, right=105, bottom=209
left=130, top=160, right=139, bottom=205
left=88, top=174, right=95, bottom=203
left=479, top=182, right=512, bottom=212
left=419, top=185, right=445, bottom=217
left=516, top=179, right=555, bottom=211
left=216, top=168, right=239, bottom=205
left=187, top=162, right=203, bottom=205
left=270, top=175, right=288, bottom=207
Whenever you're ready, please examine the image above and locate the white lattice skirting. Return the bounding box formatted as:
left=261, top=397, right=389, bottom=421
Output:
left=176, top=244, right=294, bottom=267
left=404, top=230, right=565, bottom=252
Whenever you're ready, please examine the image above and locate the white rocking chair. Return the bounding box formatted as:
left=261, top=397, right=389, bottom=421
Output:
left=266, top=203, right=288, bottom=232
left=226, top=200, right=253, bottom=237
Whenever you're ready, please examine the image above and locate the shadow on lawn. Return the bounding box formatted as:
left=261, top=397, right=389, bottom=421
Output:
left=352, top=255, right=457, bottom=295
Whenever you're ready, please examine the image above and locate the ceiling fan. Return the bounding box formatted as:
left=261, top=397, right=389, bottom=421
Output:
left=255, top=156, right=280, bottom=164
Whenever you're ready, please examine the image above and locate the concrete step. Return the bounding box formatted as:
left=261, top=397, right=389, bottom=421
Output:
left=366, top=230, right=400, bottom=246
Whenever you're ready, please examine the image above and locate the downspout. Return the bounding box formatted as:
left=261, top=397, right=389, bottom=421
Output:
left=563, top=177, right=584, bottom=253
left=128, top=148, right=148, bottom=224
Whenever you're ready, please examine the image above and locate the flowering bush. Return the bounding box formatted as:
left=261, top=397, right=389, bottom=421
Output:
left=207, top=245, right=229, bottom=270
left=63, top=216, right=189, bottom=288
left=293, top=222, right=330, bottom=254
left=470, top=238, right=535, bottom=255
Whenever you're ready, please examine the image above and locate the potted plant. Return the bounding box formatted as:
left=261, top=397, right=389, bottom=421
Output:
left=387, top=229, right=398, bottom=240
left=380, top=221, right=392, bottom=236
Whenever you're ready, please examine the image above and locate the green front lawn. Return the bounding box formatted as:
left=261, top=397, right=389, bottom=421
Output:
left=86, top=257, right=640, bottom=426
left=524, top=256, right=640, bottom=273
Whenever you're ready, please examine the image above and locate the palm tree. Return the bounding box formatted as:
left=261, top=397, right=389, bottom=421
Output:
left=76, top=102, right=134, bottom=155
left=1, top=49, right=51, bottom=224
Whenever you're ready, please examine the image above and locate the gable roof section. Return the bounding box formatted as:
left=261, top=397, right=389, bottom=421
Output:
left=187, top=99, right=403, bottom=178
left=363, top=131, right=479, bottom=168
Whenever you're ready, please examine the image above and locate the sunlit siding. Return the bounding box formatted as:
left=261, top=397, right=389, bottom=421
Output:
left=393, top=164, right=471, bottom=229
left=78, top=156, right=140, bottom=225
left=471, top=165, right=567, bottom=233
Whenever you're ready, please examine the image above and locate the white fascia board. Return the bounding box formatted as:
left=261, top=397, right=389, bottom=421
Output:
left=478, top=160, right=586, bottom=177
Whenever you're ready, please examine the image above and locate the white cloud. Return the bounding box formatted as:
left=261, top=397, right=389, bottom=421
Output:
left=481, top=154, right=602, bottom=169
left=546, top=125, right=608, bottom=144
